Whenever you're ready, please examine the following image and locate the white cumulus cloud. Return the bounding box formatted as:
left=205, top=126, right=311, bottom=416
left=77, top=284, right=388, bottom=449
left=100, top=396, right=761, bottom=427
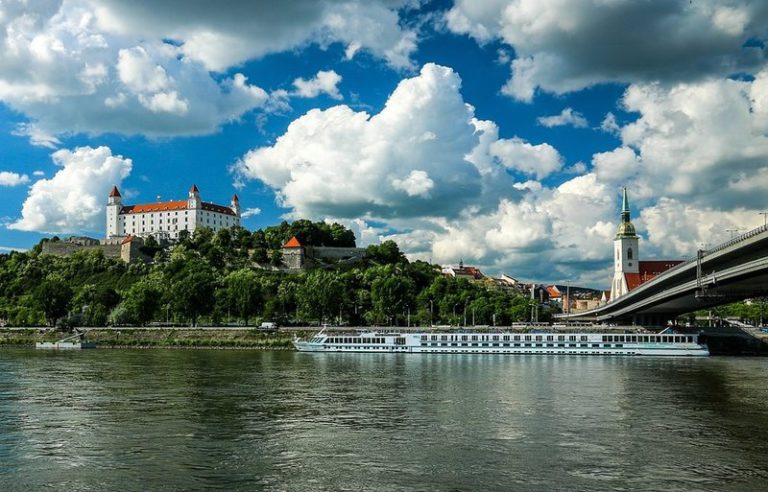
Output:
left=537, top=107, right=588, bottom=128
left=0, top=0, right=417, bottom=140
left=0, top=171, right=30, bottom=187
left=9, top=146, right=132, bottom=233
left=240, top=207, right=262, bottom=219
left=293, top=70, right=343, bottom=100
left=445, top=0, right=768, bottom=101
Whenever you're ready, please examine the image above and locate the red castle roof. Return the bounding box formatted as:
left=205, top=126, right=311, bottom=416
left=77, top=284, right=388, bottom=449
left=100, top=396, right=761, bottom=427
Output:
left=120, top=200, right=235, bottom=216
left=283, top=236, right=302, bottom=248
left=109, top=185, right=121, bottom=197
left=190, top=184, right=199, bottom=193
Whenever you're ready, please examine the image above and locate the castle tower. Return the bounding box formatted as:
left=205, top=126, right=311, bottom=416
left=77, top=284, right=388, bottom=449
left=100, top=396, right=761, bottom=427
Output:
left=106, top=185, right=122, bottom=239
left=610, top=187, right=640, bottom=301
left=188, top=184, right=201, bottom=209
left=231, top=193, right=240, bottom=217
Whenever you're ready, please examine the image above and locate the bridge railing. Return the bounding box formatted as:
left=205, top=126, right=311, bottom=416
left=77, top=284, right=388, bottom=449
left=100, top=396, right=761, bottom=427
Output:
left=705, top=223, right=768, bottom=255
left=629, top=223, right=768, bottom=289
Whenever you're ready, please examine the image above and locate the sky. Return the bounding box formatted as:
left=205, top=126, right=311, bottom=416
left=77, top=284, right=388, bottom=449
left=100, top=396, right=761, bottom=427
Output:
left=1, top=0, right=768, bottom=288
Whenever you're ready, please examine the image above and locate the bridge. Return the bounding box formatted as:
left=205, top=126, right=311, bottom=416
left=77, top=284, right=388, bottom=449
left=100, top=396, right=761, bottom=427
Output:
left=560, top=224, right=768, bottom=325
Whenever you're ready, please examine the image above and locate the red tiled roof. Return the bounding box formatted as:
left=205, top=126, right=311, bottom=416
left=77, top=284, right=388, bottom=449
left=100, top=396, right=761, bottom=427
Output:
left=639, top=260, right=683, bottom=276
left=624, top=260, right=684, bottom=292
left=284, top=236, right=302, bottom=248
left=120, top=235, right=135, bottom=245
left=120, top=200, right=235, bottom=216
left=109, top=185, right=121, bottom=197
left=201, top=202, right=236, bottom=216
left=121, top=200, right=188, bottom=214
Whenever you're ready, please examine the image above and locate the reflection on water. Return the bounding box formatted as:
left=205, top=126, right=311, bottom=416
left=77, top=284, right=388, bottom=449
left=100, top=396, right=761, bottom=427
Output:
left=1, top=350, right=768, bottom=491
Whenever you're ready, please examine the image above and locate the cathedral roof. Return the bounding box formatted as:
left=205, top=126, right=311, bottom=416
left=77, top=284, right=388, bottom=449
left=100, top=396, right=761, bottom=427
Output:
left=190, top=184, right=199, bottom=193
left=109, top=185, right=121, bottom=197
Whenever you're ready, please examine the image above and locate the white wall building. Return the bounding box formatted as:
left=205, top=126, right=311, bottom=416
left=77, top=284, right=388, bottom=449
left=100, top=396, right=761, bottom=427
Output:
left=106, top=184, right=241, bottom=240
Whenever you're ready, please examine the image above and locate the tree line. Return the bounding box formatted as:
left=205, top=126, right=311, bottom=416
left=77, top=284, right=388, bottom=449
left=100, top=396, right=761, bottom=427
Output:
left=0, top=221, right=553, bottom=328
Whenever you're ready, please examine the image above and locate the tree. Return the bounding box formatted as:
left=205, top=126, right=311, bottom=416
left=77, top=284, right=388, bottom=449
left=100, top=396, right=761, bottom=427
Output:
left=370, top=270, right=415, bottom=325
left=169, top=262, right=215, bottom=326
left=223, top=269, right=263, bottom=325
left=365, top=240, right=406, bottom=265
left=122, top=279, right=162, bottom=326
left=34, top=276, right=73, bottom=327
left=297, top=271, right=342, bottom=323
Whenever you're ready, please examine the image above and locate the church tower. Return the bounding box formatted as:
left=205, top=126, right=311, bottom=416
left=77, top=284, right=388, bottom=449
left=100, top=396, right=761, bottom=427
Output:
left=106, top=185, right=122, bottom=239
left=610, top=187, right=639, bottom=301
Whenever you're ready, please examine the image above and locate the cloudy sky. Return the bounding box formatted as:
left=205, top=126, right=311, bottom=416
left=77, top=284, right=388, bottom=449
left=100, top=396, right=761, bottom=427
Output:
left=1, top=0, right=767, bottom=287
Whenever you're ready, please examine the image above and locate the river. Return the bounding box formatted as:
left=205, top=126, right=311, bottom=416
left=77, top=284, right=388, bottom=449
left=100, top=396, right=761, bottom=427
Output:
left=1, top=349, right=767, bottom=491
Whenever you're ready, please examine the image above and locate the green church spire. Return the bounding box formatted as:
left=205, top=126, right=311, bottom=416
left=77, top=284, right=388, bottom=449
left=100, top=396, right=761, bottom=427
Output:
left=616, top=187, right=637, bottom=238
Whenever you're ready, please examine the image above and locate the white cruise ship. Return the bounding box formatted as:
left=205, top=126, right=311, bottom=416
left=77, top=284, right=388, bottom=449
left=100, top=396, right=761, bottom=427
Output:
left=293, top=329, right=709, bottom=356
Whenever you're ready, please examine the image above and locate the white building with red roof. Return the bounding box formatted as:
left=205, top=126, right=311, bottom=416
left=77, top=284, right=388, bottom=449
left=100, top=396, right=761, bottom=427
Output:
left=106, top=184, right=240, bottom=240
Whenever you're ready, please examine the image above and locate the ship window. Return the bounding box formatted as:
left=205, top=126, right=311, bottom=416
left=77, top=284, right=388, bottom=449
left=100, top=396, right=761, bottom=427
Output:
left=441, top=335, right=447, bottom=341
left=472, top=335, right=478, bottom=341
left=492, top=336, right=499, bottom=341
left=462, top=335, right=468, bottom=341
left=514, top=336, right=520, bottom=341
left=535, top=336, right=542, bottom=342
left=592, top=344, right=600, bottom=348
left=569, top=335, right=576, bottom=341
left=580, top=343, right=588, bottom=347
left=570, top=343, right=577, bottom=347
left=615, top=344, right=623, bottom=348
left=431, top=335, right=437, bottom=341
left=558, top=335, right=565, bottom=341
left=535, top=343, right=543, bottom=347
left=546, top=335, right=553, bottom=341
left=580, top=336, right=588, bottom=341
left=421, top=335, right=427, bottom=341
left=524, top=336, right=531, bottom=341
left=603, top=344, right=611, bottom=348
left=503, top=335, right=509, bottom=341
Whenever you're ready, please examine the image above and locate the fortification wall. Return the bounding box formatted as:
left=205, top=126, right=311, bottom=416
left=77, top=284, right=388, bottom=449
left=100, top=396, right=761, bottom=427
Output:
left=41, top=242, right=122, bottom=259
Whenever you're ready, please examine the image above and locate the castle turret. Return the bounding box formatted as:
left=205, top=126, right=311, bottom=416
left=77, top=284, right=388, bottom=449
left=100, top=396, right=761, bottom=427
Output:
left=106, top=185, right=122, bottom=239
left=231, top=193, right=240, bottom=217
left=187, top=184, right=201, bottom=209
left=610, top=187, right=640, bottom=301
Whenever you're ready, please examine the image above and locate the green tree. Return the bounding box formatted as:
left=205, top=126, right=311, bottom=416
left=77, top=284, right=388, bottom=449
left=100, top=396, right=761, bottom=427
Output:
left=169, top=262, right=215, bottom=326
left=223, top=268, right=263, bottom=325
left=34, top=276, right=73, bottom=327
left=365, top=240, right=406, bottom=265
left=122, top=279, right=162, bottom=326
left=370, top=268, right=416, bottom=325
left=297, top=270, right=342, bottom=323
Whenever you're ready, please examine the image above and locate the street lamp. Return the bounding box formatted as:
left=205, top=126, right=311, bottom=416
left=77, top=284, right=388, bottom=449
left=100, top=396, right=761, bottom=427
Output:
left=453, top=303, right=458, bottom=326
left=429, top=299, right=434, bottom=327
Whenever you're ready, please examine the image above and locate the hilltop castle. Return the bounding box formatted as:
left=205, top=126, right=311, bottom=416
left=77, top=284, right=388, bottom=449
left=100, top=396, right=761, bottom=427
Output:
left=106, top=184, right=240, bottom=240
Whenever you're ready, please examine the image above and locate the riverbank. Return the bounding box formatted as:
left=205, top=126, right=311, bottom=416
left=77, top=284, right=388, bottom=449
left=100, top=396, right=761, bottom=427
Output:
left=0, top=328, right=299, bottom=349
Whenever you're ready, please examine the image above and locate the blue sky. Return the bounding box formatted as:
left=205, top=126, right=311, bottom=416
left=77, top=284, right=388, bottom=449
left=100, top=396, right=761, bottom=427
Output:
left=1, top=0, right=767, bottom=287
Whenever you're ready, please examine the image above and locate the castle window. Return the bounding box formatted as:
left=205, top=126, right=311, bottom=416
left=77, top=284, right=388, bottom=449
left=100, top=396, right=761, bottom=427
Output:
left=627, top=248, right=633, bottom=260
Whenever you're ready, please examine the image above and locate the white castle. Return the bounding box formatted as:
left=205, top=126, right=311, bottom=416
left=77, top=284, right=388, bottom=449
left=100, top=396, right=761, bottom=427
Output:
left=106, top=184, right=241, bottom=240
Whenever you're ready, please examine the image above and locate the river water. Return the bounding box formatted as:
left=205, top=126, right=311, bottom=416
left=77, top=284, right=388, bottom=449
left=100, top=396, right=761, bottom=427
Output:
left=1, top=349, right=767, bottom=491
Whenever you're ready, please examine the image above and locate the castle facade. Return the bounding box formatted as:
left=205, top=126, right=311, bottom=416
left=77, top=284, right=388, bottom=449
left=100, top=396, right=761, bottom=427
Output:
left=106, top=184, right=240, bottom=240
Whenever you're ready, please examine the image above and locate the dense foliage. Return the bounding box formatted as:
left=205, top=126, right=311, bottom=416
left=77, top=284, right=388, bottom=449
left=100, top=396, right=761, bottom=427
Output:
left=0, top=221, right=552, bottom=328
